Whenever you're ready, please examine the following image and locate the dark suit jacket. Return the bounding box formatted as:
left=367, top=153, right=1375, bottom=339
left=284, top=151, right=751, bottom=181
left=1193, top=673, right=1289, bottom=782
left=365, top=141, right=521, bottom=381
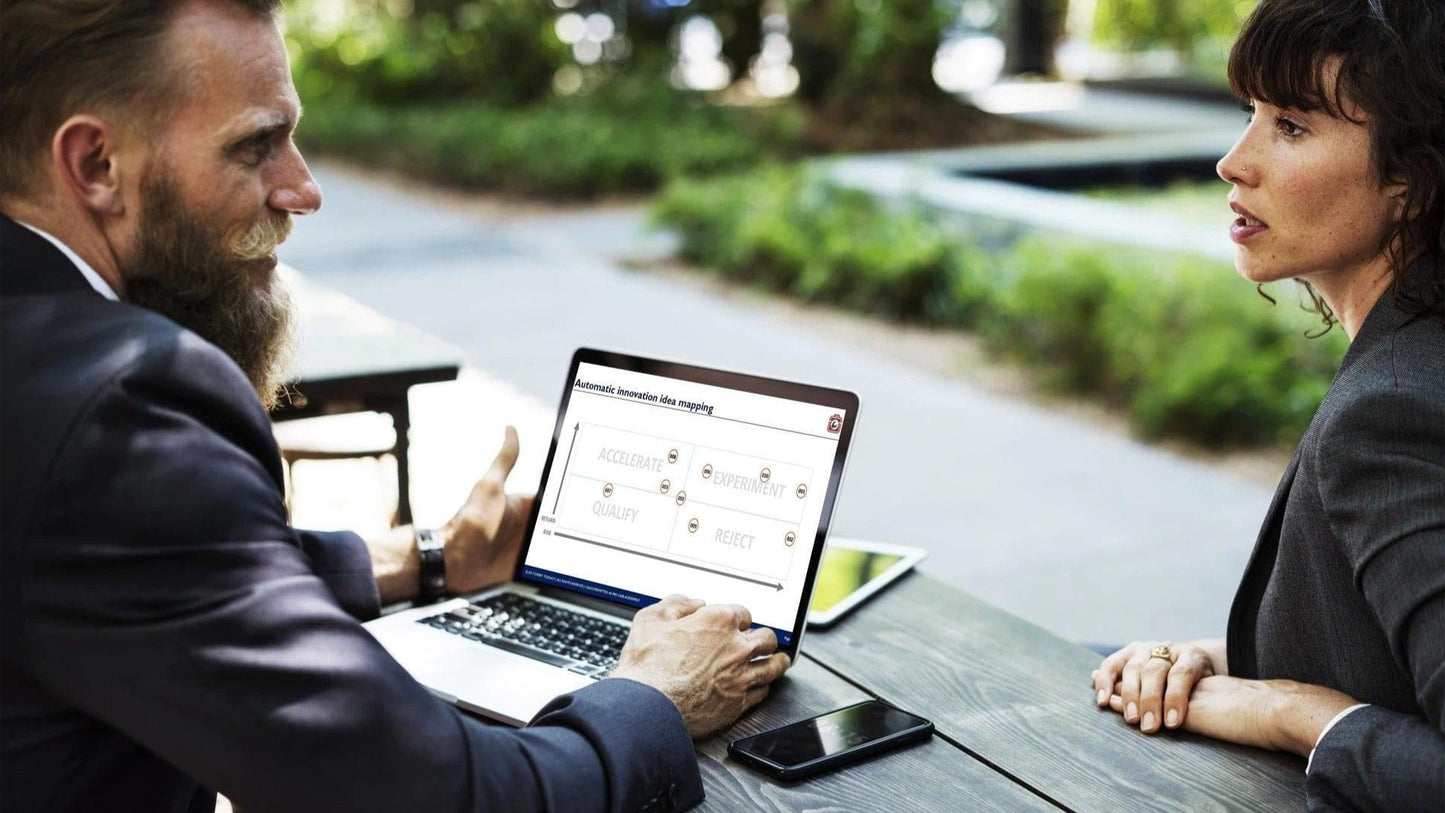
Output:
left=1227, top=262, right=1445, bottom=812
left=0, top=216, right=702, bottom=813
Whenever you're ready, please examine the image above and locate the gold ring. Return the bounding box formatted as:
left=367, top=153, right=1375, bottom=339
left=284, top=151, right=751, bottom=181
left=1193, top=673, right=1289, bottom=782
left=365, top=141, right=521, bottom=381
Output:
left=1149, top=644, right=1173, bottom=661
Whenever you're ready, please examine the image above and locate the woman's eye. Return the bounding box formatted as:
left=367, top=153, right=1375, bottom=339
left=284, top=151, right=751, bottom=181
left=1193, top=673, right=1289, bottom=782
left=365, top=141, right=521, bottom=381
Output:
left=1241, top=101, right=1256, bottom=123
left=1276, top=117, right=1304, bottom=137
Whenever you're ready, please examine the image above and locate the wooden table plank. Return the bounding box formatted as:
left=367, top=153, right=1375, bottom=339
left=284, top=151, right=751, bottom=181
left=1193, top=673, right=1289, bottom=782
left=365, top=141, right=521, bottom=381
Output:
left=696, top=655, right=1057, bottom=812
left=806, top=574, right=1305, bottom=812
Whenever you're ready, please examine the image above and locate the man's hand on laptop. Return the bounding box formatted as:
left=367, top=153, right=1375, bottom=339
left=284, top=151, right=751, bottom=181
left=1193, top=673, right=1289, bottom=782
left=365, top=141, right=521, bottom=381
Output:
left=610, top=595, right=792, bottom=738
left=441, top=426, right=535, bottom=594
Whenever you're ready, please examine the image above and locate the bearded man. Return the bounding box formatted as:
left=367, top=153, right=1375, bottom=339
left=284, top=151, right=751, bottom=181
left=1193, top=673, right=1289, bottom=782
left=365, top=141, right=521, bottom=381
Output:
left=0, top=2, right=789, bottom=811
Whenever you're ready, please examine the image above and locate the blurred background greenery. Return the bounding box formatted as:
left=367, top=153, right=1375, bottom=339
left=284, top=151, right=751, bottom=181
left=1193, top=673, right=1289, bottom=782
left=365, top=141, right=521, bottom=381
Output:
left=284, top=0, right=1343, bottom=451
left=286, top=0, right=1248, bottom=184
left=286, top=0, right=1247, bottom=194
left=651, top=167, right=1345, bottom=448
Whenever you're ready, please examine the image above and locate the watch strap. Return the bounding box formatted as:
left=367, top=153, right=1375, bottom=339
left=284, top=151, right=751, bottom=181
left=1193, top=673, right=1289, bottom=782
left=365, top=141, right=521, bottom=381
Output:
left=415, top=527, right=446, bottom=603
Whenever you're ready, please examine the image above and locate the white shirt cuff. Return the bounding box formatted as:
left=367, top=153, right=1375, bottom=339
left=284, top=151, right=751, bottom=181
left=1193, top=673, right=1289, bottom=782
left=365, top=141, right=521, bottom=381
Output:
left=1306, top=703, right=1369, bottom=774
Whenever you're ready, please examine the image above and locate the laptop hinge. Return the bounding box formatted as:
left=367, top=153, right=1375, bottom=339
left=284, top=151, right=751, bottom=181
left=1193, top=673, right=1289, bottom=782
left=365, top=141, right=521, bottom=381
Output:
left=537, top=586, right=638, bottom=621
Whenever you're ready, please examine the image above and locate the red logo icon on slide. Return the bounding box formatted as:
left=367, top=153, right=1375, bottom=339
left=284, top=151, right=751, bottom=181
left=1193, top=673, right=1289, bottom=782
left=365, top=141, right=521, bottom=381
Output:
left=827, top=414, right=842, bottom=433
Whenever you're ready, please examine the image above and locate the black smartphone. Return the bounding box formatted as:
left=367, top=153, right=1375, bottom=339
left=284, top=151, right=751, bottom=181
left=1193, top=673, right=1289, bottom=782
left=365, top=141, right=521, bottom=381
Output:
left=727, top=700, right=934, bottom=780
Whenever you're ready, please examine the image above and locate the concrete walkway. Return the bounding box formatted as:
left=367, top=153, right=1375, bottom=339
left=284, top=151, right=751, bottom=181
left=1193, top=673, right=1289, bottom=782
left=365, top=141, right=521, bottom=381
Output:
left=827, top=85, right=1245, bottom=260
left=966, top=81, right=1243, bottom=136
left=277, top=163, right=1277, bottom=645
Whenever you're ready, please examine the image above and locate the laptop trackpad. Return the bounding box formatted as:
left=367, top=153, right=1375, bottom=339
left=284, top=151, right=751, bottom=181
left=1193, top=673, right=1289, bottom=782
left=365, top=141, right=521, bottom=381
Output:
left=394, top=631, right=596, bottom=726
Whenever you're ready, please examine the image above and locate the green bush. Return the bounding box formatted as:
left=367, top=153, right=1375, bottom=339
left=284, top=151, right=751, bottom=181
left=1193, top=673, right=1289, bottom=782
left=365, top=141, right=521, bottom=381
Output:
left=295, top=90, right=796, bottom=198
left=986, top=236, right=1346, bottom=445
left=652, top=168, right=1349, bottom=447
left=984, top=241, right=1127, bottom=393
left=653, top=167, right=970, bottom=321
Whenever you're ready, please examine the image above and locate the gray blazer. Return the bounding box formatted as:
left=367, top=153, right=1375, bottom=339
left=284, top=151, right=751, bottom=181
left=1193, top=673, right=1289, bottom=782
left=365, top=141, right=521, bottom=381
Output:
left=1227, top=263, right=1445, bottom=812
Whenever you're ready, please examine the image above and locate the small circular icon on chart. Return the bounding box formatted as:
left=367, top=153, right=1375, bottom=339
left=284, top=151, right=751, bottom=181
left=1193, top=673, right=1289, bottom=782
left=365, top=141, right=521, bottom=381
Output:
left=667, top=449, right=679, bottom=464
left=675, top=491, right=687, bottom=506
left=784, top=531, right=796, bottom=546
left=701, top=463, right=713, bottom=479
left=795, top=483, right=808, bottom=499
left=687, top=518, right=699, bottom=533
left=759, top=467, right=771, bottom=483
left=602, top=483, right=614, bottom=498
left=659, top=479, right=671, bottom=494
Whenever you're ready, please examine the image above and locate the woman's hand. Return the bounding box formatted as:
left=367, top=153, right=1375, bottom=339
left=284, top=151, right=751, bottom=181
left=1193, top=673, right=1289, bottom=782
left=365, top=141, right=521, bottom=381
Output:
left=1106, top=675, right=1358, bottom=757
left=1092, top=639, right=1225, bottom=734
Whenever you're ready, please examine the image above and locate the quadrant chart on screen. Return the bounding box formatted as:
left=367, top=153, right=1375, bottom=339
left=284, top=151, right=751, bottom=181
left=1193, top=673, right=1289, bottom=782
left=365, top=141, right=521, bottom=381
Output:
left=553, top=422, right=813, bottom=587
left=523, top=362, right=847, bottom=638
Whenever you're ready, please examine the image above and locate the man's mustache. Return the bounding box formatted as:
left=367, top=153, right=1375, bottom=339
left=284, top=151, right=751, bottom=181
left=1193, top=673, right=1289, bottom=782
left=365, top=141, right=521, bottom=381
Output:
left=232, top=216, right=291, bottom=261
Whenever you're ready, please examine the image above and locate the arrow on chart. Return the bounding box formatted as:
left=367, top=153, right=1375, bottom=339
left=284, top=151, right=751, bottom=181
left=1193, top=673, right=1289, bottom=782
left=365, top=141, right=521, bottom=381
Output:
left=555, top=532, right=784, bottom=591
left=553, top=423, right=580, bottom=514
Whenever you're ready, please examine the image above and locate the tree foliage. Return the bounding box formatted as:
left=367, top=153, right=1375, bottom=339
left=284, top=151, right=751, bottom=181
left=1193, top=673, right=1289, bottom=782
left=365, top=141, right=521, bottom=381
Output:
left=1092, top=0, right=1251, bottom=55
left=286, top=0, right=566, bottom=106
left=789, top=0, right=959, bottom=103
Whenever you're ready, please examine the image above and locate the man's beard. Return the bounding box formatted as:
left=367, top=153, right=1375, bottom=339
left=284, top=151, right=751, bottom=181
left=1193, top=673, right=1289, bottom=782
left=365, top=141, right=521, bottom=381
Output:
left=124, top=171, right=296, bottom=410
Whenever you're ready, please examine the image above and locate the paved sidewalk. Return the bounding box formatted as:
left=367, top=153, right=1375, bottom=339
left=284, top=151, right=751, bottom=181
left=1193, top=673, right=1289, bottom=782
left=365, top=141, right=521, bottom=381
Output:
left=966, top=81, right=1242, bottom=136
left=277, top=163, right=1277, bottom=645
left=827, top=85, right=1244, bottom=260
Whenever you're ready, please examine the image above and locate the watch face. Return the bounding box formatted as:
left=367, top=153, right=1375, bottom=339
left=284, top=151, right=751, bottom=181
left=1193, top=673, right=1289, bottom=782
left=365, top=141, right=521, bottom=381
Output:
left=417, top=528, right=444, bottom=551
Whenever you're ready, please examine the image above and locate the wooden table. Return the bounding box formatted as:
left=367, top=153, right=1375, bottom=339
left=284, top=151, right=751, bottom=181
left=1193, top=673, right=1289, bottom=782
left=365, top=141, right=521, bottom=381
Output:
left=696, top=656, right=1054, bottom=811
left=270, top=268, right=463, bottom=525
left=700, top=573, right=1305, bottom=812
left=269, top=275, right=1306, bottom=809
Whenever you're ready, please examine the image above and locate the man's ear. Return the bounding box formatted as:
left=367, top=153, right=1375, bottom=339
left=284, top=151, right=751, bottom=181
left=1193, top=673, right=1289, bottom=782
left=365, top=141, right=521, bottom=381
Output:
left=52, top=115, right=127, bottom=217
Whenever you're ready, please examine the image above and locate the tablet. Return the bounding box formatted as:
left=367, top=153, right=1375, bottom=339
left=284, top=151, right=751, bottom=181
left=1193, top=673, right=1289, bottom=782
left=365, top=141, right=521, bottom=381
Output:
left=806, top=537, right=926, bottom=628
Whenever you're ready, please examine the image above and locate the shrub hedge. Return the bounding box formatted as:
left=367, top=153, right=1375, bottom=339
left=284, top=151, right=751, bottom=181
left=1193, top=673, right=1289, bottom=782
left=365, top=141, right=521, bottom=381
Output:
left=652, top=167, right=1347, bottom=447
left=653, top=167, right=984, bottom=322
left=295, top=89, right=801, bottom=199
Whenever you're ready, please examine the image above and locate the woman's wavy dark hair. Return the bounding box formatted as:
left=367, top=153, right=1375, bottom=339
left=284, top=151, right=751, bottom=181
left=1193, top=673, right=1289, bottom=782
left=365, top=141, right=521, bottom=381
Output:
left=1229, top=0, right=1445, bottom=327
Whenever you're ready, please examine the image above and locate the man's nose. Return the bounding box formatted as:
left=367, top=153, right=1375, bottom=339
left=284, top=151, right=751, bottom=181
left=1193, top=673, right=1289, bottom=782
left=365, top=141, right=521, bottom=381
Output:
left=269, top=142, right=322, bottom=216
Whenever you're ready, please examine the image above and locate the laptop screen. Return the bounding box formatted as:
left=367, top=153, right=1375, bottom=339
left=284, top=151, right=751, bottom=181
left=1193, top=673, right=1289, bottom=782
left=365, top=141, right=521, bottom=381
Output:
left=518, top=349, right=857, bottom=652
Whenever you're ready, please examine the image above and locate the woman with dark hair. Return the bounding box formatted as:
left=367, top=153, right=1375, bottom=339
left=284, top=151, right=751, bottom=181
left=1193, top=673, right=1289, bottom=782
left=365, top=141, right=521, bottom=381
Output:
left=1092, top=0, right=1444, bottom=809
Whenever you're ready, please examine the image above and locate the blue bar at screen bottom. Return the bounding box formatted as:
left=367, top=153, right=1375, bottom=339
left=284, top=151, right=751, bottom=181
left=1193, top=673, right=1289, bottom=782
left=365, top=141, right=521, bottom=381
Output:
left=521, top=565, right=793, bottom=647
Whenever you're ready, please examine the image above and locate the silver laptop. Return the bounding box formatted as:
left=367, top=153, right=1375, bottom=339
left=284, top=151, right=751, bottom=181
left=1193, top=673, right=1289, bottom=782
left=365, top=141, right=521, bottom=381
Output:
left=364, top=348, right=860, bottom=725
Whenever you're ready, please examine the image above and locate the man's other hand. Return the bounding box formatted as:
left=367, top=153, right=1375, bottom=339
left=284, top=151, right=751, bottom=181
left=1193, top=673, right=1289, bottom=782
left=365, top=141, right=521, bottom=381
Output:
left=441, top=426, right=535, bottom=594
left=610, top=595, right=792, bottom=738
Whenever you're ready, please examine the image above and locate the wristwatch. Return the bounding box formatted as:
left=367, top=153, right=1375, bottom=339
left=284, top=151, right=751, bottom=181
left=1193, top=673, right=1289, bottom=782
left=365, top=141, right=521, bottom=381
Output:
left=415, top=527, right=447, bottom=603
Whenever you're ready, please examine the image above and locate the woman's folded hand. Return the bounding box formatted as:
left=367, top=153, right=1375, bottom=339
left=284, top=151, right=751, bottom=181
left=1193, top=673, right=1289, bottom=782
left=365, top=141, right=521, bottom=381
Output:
left=1092, top=639, right=1223, bottom=734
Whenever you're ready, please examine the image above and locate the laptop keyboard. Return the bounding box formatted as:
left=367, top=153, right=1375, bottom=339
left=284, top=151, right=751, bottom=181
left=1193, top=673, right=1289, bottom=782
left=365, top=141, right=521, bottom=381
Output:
left=419, top=593, right=627, bottom=677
